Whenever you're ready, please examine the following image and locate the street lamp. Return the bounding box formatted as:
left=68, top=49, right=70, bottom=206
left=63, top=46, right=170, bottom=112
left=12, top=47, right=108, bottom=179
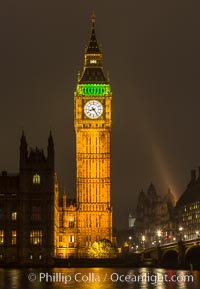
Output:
left=157, top=230, right=161, bottom=238
left=196, top=231, right=199, bottom=238
left=179, top=226, right=183, bottom=241
left=157, top=230, right=161, bottom=246
left=142, top=235, right=145, bottom=249
left=128, top=236, right=132, bottom=253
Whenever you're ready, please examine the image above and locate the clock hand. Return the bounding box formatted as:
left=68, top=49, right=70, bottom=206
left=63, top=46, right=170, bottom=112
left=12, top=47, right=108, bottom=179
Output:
left=92, top=107, right=98, bottom=115
left=90, top=107, right=97, bottom=114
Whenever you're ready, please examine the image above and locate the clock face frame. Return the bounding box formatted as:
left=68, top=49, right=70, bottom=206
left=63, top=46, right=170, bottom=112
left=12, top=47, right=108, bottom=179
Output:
left=84, top=100, right=103, bottom=119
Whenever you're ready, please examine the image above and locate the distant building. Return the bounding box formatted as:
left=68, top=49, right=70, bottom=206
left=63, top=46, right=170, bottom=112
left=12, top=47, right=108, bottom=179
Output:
left=134, top=183, right=176, bottom=247
left=176, top=168, right=200, bottom=240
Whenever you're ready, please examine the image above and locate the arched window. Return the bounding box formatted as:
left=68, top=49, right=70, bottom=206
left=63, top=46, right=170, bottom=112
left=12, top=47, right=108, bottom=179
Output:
left=30, top=230, right=43, bottom=245
left=0, top=230, right=4, bottom=244
left=12, top=230, right=17, bottom=245
left=12, top=212, right=17, bottom=221
left=33, top=174, right=40, bottom=184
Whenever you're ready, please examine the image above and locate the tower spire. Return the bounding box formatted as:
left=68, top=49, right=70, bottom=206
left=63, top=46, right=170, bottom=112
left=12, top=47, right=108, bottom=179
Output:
left=20, top=130, right=28, bottom=169
left=48, top=131, right=54, bottom=167
left=91, top=11, right=96, bottom=24
left=86, top=12, right=101, bottom=55
left=20, top=130, right=27, bottom=149
left=78, top=14, right=108, bottom=84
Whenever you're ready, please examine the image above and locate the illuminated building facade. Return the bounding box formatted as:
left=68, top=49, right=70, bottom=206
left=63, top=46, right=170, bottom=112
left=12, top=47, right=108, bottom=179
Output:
left=176, top=168, right=200, bottom=239
left=56, top=15, right=113, bottom=258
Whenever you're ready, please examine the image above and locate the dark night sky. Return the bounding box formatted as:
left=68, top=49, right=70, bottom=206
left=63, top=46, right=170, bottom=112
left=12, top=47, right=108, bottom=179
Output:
left=0, top=1, right=200, bottom=229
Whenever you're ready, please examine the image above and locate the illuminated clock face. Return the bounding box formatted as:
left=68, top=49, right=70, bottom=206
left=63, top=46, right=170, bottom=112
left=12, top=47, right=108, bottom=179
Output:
left=84, top=100, right=103, bottom=119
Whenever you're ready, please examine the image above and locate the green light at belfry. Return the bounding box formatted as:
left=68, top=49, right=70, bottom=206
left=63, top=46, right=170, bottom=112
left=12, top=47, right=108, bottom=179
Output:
left=76, top=84, right=111, bottom=96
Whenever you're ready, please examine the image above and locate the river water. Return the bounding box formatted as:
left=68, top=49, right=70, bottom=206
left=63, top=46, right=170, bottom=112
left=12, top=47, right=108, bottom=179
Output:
left=0, top=267, right=199, bottom=289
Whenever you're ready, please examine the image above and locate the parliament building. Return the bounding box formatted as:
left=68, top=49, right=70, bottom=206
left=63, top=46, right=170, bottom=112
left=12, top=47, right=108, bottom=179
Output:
left=0, top=16, right=113, bottom=264
left=134, top=183, right=176, bottom=247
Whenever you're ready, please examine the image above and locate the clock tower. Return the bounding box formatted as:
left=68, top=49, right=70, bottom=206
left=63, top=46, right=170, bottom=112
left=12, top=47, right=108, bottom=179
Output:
left=74, top=14, right=112, bottom=254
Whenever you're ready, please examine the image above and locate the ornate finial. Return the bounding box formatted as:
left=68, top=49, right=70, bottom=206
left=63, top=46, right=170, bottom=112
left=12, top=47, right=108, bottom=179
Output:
left=20, top=127, right=26, bottom=137
left=20, top=129, right=27, bottom=142
left=48, top=129, right=53, bottom=142
left=20, top=129, right=27, bottom=147
left=77, top=71, right=81, bottom=82
left=91, top=11, right=96, bottom=24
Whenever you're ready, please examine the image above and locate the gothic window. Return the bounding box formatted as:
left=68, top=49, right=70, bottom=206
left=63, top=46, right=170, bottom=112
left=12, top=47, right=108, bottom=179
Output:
left=96, top=217, right=99, bottom=227
left=30, top=230, right=42, bottom=245
left=86, top=214, right=88, bottom=227
left=89, top=214, right=92, bottom=227
left=0, top=230, right=4, bottom=245
left=59, top=214, right=63, bottom=227
left=12, top=212, right=17, bottom=221
left=69, top=235, right=74, bottom=247
left=33, top=174, right=40, bottom=184
left=69, top=221, right=74, bottom=228
left=90, top=59, right=97, bottom=64
left=69, top=235, right=74, bottom=242
left=31, top=207, right=41, bottom=221
left=12, top=230, right=17, bottom=245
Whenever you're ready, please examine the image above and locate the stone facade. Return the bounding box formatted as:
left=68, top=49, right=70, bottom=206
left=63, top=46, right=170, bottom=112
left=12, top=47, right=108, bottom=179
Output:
left=134, top=183, right=176, bottom=247
left=0, top=132, right=55, bottom=265
left=54, top=15, right=113, bottom=258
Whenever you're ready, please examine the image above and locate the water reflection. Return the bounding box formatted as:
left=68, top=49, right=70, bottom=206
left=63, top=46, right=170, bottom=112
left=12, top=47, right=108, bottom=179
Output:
left=0, top=267, right=199, bottom=289
left=50, top=268, right=117, bottom=289
left=9, top=270, right=20, bottom=289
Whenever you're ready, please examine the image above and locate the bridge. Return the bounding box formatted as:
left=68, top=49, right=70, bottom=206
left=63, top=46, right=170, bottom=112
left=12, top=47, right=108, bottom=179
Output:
left=141, top=238, right=200, bottom=268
